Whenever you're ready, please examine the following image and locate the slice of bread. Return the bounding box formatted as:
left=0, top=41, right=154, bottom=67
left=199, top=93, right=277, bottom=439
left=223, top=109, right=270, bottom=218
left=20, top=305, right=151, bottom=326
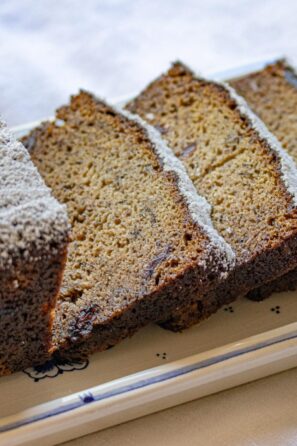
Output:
left=230, top=59, right=297, bottom=300
left=126, top=62, right=297, bottom=330
left=22, top=91, right=234, bottom=358
left=0, top=120, right=69, bottom=375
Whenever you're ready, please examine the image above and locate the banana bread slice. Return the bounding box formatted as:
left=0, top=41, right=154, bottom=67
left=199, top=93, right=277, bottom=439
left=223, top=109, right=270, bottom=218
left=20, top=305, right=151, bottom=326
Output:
left=230, top=59, right=297, bottom=300
left=0, top=119, right=69, bottom=375
left=23, top=91, right=234, bottom=358
left=126, top=62, right=297, bottom=330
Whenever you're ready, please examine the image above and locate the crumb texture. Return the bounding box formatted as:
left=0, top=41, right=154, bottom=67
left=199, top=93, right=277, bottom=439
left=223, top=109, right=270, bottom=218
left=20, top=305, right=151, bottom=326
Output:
left=119, top=106, right=234, bottom=265
left=230, top=60, right=297, bottom=167
left=126, top=62, right=297, bottom=329
left=127, top=62, right=297, bottom=259
left=23, top=92, right=231, bottom=355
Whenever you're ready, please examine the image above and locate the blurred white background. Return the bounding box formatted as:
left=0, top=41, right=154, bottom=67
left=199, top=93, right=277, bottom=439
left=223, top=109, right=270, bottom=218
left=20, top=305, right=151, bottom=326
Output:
left=1, top=0, right=297, bottom=125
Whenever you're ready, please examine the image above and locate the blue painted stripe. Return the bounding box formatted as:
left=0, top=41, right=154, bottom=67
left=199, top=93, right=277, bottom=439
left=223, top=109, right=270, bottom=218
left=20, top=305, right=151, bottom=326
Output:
left=1, top=330, right=296, bottom=434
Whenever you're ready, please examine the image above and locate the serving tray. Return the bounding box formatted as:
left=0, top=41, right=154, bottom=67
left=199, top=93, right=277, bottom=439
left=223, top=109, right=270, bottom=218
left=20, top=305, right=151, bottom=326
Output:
left=1, top=59, right=297, bottom=446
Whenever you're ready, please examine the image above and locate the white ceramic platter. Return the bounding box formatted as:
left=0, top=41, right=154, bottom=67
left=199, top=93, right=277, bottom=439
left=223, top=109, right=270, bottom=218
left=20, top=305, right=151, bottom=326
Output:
left=1, top=59, right=297, bottom=446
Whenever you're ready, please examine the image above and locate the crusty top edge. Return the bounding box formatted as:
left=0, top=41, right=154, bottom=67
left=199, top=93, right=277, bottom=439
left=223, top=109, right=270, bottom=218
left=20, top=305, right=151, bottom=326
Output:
left=105, top=99, right=236, bottom=271
left=172, top=61, right=297, bottom=207
left=0, top=119, right=69, bottom=268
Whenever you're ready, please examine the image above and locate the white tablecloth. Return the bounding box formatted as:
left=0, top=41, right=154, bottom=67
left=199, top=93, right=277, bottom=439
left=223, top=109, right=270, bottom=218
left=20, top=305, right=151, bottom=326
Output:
left=2, top=0, right=297, bottom=126
left=2, top=1, right=297, bottom=444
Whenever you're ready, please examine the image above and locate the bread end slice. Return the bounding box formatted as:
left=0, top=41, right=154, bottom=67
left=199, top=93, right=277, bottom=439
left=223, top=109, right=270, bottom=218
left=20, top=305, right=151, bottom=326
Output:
left=0, top=120, right=69, bottom=374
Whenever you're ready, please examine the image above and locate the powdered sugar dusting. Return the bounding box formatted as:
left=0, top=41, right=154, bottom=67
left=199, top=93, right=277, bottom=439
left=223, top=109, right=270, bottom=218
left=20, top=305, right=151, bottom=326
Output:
left=175, top=61, right=297, bottom=207
left=0, top=119, right=69, bottom=268
left=72, top=93, right=235, bottom=273
left=114, top=104, right=236, bottom=272
left=224, top=82, right=297, bottom=206
left=229, top=57, right=297, bottom=206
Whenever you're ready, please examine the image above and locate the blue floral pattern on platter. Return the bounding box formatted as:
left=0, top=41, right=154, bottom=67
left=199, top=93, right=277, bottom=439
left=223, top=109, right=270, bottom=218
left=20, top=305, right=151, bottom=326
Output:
left=79, top=392, right=95, bottom=404
left=23, top=357, right=89, bottom=382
